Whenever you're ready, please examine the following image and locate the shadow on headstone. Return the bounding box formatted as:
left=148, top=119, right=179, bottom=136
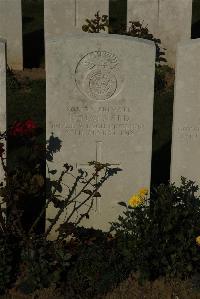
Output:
left=46, top=134, right=62, bottom=162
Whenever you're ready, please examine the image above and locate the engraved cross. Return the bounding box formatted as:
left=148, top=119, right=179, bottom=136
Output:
left=76, top=141, right=121, bottom=213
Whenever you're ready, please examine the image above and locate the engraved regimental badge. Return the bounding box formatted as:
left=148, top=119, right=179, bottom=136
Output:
left=75, top=51, right=124, bottom=101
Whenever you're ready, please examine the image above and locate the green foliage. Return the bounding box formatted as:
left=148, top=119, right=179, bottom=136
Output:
left=0, top=237, right=13, bottom=294
left=109, top=178, right=200, bottom=280
left=82, top=12, right=167, bottom=66
left=82, top=12, right=170, bottom=93
left=125, top=21, right=167, bottom=66
left=63, top=227, right=132, bottom=299
left=0, top=127, right=121, bottom=295
left=82, top=11, right=109, bottom=33
left=18, top=236, right=71, bottom=294
left=0, top=235, right=20, bottom=295
left=125, top=21, right=170, bottom=92
left=2, top=131, right=45, bottom=236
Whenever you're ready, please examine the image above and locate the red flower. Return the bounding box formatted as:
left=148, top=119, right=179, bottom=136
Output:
left=24, top=119, right=38, bottom=130
left=9, top=121, right=23, bottom=136
left=9, top=119, right=38, bottom=137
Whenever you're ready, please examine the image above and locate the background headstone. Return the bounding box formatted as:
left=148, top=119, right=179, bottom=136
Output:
left=127, top=0, right=159, bottom=36
left=0, top=0, right=23, bottom=70
left=44, top=0, right=109, bottom=39
left=170, top=39, right=200, bottom=186
left=127, top=0, right=192, bottom=66
left=46, top=33, right=155, bottom=238
left=0, top=39, right=6, bottom=189
left=158, top=0, right=192, bottom=66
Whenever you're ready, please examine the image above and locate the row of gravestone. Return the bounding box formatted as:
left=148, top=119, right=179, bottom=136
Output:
left=1, top=33, right=199, bottom=239
left=0, top=0, right=193, bottom=70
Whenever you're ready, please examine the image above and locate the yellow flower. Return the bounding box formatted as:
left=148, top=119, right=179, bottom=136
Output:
left=128, top=195, right=142, bottom=208
left=196, top=236, right=200, bottom=246
left=138, top=187, right=148, bottom=198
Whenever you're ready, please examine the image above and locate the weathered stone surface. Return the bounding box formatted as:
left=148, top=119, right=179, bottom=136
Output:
left=46, top=33, right=155, bottom=238
left=0, top=0, right=23, bottom=70
left=0, top=40, right=6, bottom=186
left=127, top=0, right=159, bottom=36
left=158, top=0, right=192, bottom=66
left=44, top=0, right=109, bottom=39
left=171, top=39, right=200, bottom=186
left=127, top=0, right=192, bottom=66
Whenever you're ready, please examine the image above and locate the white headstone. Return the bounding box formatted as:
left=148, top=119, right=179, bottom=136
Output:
left=0, top=40, right=6, bottom=188
left=0, top=0, right=23, bottom=70
left=44, top=0, right=109, bottom=39
left=171, top=39, right=200, bottom=186
left=127, top=0, right=192, bottom=66
left=158, top=0, right=192, bottom=66
left=127, top=0, right=159, bottom=36
left=46, top=33, right=155, bottom=238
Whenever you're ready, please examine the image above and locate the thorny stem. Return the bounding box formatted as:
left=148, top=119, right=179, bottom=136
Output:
left=29, top=167, right=69, bottom=234
left=74, top=197, right=94, bottom=226
left=45, top=169, right=97, bottom=237
left=63, top=171, right=96, bottom=208
left=65, top=171, right=109, bottom=225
